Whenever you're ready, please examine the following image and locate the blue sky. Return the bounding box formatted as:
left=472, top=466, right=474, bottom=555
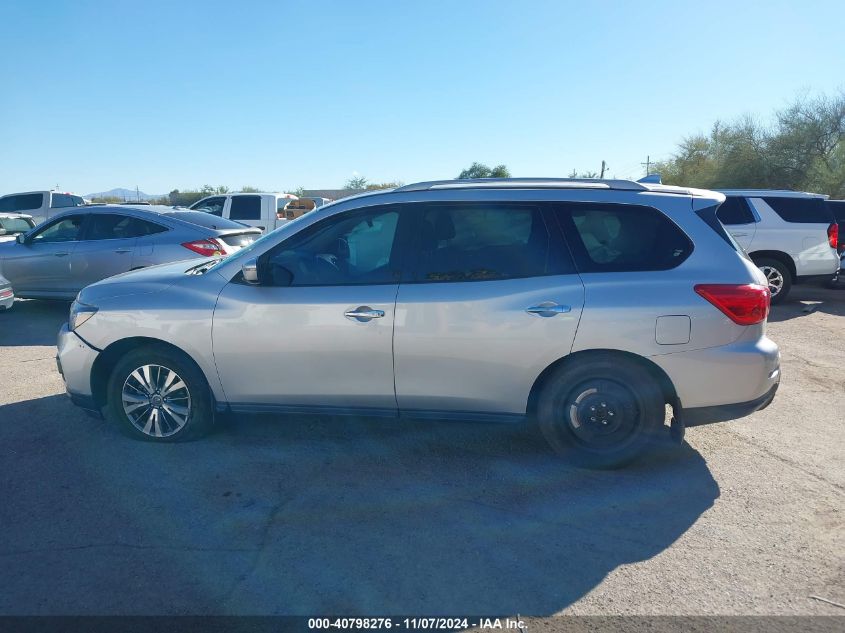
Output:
left=1, top=0, right=843, bottom=195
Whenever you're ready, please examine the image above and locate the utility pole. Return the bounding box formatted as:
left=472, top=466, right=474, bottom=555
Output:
left=641, top=155, right=652, bottom=175
left=599, top=160, right=607, bottom=179
left=136, top=185, right=140, bottom=202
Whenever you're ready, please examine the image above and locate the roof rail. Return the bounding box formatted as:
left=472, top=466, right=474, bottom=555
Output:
left=393, top=177, right=649, bottom=193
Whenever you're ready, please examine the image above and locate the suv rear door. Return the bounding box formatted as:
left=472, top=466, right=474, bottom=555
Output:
left=392, top=201, right=584, bottom=417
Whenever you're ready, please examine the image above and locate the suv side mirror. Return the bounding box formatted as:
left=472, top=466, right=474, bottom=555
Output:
left=15, top=233, right=26, bottom=245
left=242, top=258, right=260, bottom=284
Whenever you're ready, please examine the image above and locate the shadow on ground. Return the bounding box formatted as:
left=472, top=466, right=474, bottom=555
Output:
left=0, top=394, right=719, bottom=615
left=0, top=299, right=70, bottom=346
left=768, top=283, right=845, bottom=322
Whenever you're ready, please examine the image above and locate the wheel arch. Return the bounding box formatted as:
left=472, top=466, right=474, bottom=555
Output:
left=90, top=336, right=215, bottom=409
left=748, top=250, right=796, bottom=281
left=526, top=349, right=678, bottom=417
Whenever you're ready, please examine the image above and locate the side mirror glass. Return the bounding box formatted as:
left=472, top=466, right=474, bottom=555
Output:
left=242, top=258, right=260, bottom=284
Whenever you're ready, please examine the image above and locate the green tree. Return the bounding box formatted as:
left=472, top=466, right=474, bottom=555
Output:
left=345, top=175, right=368, bottom=189
left=457, top=162, right=511, bottom=179
left=239, top=185, right=264, bottom=193
left=365, top=181, right=403, bottom=190
left=654, top=91, right=845, bottom=197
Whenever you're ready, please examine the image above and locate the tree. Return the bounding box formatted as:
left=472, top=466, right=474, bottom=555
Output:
left=568, top=169, right=599, bottom=179
left=654, top=91, right=845, bottom=197
left=457, top=162, right=511, bottom=179
left=365, top=181, right=403, bottom=190
left=239, top=186, right=263, bottom=193
left=345, top=175, right=368, bottom=189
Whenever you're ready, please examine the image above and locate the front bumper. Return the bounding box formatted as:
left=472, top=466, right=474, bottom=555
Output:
left=56, top=322, right=101, bottom=412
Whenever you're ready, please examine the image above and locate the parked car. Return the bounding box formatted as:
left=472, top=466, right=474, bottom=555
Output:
left=57, top=178, right=779, bottom=468
left=0, top=205, right=260, bottom=300
left=0, top=213, right=36, bottom=242
left=0, top=191, right=86, bottom=225
left=0, top=273, right=13, bottom=311
left=826, top=200, right=845, bottom=287
left=189, top=192, right=299, bottom=232
left=716, top=190, right=839, bottom=303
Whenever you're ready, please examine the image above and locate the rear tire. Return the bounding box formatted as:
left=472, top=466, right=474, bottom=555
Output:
left=105, top=345, right=214, bottom=442
left=755, top=258, right=792, bottom=304
left=537, top=354, right=667, bottom=469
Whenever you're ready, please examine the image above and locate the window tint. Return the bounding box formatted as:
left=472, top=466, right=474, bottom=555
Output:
left=264, top=207, right=401, bottom=286
left=85, top=214, right=167, bottom=240
left=229, top=195, right=262, bottom=220
left=411, top=203, right=567, bottom=282
left=50, top=194, right=75, bottom=208
left=762, top=197, right=832, bottom=223
left=559, top=204, right=692, bottom=272
left=825, top=200, right=845, bottom=224
left=31, top=215, right=84, bottom=243
left=0, top=193, right=44, bottom=212
left=716, top=197, right=755, bottom=225
left=191, top=196, right=226, bottom=216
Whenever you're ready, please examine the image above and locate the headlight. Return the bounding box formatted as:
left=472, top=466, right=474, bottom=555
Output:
left=69, top=300, right=98, bottom=331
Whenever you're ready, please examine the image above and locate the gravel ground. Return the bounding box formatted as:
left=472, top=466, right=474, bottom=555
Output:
left=0, top=286, right=842, bottom=616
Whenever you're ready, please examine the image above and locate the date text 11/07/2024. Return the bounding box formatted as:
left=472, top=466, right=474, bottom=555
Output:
left=307, top=618, right=527, bottom=630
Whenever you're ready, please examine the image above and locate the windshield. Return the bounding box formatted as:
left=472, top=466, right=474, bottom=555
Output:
left=0, top=217, right=35, bottom=234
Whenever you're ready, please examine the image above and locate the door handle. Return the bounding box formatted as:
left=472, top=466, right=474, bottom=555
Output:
left=53, top=252, right=69, bottom=257
left=114, top=249, right=132, bottom=253
left=525, top=302, right=571, bottom=317
left=344, top=306, right=385, bottom=322
left=732, top=232, right=748, bottom=237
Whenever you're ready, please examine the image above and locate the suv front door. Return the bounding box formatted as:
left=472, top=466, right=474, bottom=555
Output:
left=393, top=201, right=585, bottom=417
left=212, top=205, right=410, bottom=412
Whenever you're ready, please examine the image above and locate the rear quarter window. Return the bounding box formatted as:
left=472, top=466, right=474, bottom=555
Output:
left=557, top=203, right=693, bottom=272
left=762, top=197, right=832, bottom=223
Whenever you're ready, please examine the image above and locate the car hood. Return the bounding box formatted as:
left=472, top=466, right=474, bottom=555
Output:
left=77, top=258, right=210, bottom=303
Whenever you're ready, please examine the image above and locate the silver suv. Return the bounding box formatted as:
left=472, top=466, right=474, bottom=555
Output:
left=57, top=179, right=780, bottom=467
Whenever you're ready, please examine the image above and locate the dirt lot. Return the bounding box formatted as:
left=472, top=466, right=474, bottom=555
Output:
left=0, top=286, right=842, bottom=615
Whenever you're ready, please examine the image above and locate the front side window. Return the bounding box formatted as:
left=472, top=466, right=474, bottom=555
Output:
left=0, top=193, right=44, bottom=212
left=559, top=204, right=693, bottom=272
left=229, top=196, right=262, bottom=220
left=262, top=207, right=402, bottom=286
left=30, top=215, right=85, bottom=243
left=410, top=203, right=564, bottom=282
left=191, top=196, right=226, bottom=216
left=716, top=197, right=755, bottom=225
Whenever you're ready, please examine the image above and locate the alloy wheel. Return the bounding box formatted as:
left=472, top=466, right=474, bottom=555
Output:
left=122, top=364, right=192, bottom=438
left=760, top=265, right=784, bottom=296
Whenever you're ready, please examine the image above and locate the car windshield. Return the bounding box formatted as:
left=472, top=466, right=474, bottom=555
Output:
left=0, top=217, right=35, bottom=234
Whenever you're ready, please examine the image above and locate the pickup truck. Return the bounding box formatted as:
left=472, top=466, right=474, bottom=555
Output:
left=0, top=191, right=86, bottom=225
left=0, top=213, right=36, bottom=243
left=189, top=192, right=299, bottom=232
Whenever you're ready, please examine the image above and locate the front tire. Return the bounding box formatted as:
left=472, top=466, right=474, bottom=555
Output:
left=537, top=354, right=667, bottom=469
left=105, top=345, right=214, bottom=442
left=755, top=258, right=792, bottom=304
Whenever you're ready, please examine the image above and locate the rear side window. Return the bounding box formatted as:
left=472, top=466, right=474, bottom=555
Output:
left=229, top=195, right=262, bottom=220
left=716, top=197, right=755, bottom=225
left=826, top=200, right=845, bottom=224
left=558, top=204, right=693, bottom=272
left=0, top=193, right=44, bottom=212
left=51, top=194, right=76, bottom=208
left=410, top=203, right=573, bottom=282
left=762, top=197, right=832, bottom=223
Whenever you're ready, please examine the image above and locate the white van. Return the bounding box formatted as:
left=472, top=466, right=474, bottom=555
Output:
left=189, top=192, right=299, bottom=232
left=0, top=191, right=86, bottom=225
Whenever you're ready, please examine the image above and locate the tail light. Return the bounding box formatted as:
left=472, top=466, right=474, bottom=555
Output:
left=828, top=223, right=839, bottom=250
left=694, top=284, right=770, bottom=325
left=181, top=238, right=224, bottom=257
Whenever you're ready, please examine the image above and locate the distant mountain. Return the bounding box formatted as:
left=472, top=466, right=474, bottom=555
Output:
left=86, top=188, right=164, bottom=201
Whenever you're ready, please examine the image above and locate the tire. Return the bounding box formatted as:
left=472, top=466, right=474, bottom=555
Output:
left=755, top=258, right=792, bottom=304
left=536, top=354, right=667, bottom=469
left=105, top=345, right=214, bottom=442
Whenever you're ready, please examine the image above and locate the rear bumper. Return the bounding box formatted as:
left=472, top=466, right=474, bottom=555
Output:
left=683, top=379, right=779, bottom=426
left=796, top=273, right=838, bottom=284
